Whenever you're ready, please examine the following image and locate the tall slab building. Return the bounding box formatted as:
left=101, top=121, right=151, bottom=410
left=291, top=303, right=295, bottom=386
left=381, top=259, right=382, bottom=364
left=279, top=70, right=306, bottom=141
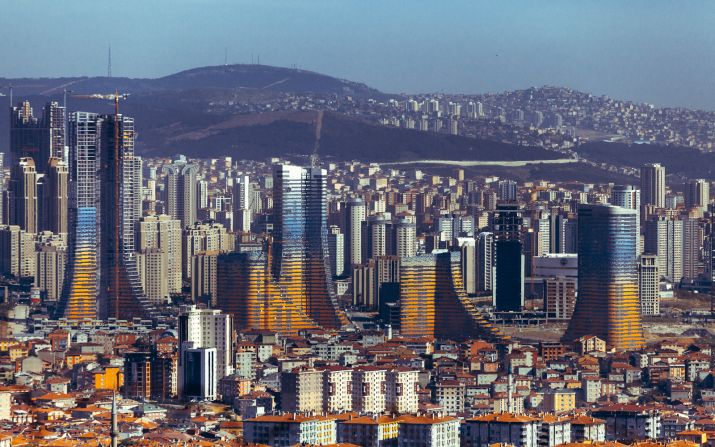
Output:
left=163, top=155, right=198, bottom=229
left=640, top=163, right=666, bottom=208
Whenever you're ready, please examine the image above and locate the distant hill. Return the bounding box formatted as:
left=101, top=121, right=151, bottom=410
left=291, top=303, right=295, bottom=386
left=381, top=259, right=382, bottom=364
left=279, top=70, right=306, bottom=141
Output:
left=138, top=111, right=562, bottom=162
left=575, top=141, right=715, bottom=180
left=0, top=64, right=564, bottom=163
left=0, top=64, right=384, bottom=97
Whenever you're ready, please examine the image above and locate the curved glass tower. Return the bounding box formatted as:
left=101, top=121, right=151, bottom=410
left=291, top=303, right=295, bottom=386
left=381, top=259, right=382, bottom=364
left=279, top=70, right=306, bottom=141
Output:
left=563, top=204, right=644, bottom=350
left=272, top=165, right=347, bottom=329
left=216, top=164, right=347, bottom=334
left=400, top=251, right=506, bottom=342
left=57, top=112, right=100, bottom=320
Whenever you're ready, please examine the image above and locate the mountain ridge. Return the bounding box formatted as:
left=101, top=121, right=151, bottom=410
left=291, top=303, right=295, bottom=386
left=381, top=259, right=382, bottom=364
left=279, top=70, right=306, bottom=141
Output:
left=0, top=64, right=385, bottom=98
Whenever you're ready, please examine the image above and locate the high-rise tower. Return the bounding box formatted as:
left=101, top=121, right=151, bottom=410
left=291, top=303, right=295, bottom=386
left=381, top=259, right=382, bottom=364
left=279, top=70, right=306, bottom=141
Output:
left=43, top=101, right=66, bottom=162
left=394, top=218, right=417, bottom=258
left=399, top=251, right=505, bottom=342
left=10, top=101, right=43, bottom=171
left=42, top=157, right=69, bottom=235
left=563, top=204, right=644, bottom=350
left=58, top=109, right=155, bottom=321
left=640, top=163, right=666, bottom=208
left=345, top=198, right=366, bottom=272
left=9, top=100, right=65, bottom=174
left=644, top=216, right=683, bottom=282
left=272, top=164, right=346, bottom=329
left=97, top=112, right=154, bottom=320
left=9, top=157, right=38, bottom=234
left=163, top=155, right=198, bottom=229
left=684, top=179, right=710, bottom=210
left=492, top=203, right=524, bottom=312
left=216, top=164, right=347, bottom=334
left=57, top=112, right=100, bottom=320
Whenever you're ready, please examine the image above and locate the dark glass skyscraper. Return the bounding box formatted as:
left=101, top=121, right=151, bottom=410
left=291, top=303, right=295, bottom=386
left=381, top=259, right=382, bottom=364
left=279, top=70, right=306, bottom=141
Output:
left=563, top=204, right=644, bottom=350
left=10, top=101, right=43, bottom=170
left=98, top=113, right=153, bottom=320
left=492, top=203, right=524, bottom=312
left=10, top=100, right=65, bottom=174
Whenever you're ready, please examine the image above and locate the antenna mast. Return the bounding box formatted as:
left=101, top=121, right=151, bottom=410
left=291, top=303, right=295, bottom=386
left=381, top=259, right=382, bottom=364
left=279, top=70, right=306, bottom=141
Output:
left=311, top=110, right=323, bottom=168
left=108, top=45, right=112, bottom=78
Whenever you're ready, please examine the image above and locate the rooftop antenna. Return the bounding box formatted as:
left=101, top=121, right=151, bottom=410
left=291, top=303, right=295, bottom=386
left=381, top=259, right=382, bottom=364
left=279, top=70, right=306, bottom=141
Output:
left=310, top=110, right=323, bottom=168
left=107, top=45, right=112, bottom=78
left=110, top=392, right=118, bottom=447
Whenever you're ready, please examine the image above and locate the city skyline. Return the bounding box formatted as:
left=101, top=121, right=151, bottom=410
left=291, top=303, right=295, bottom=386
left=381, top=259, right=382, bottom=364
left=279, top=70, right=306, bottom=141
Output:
left=3, top=3, right=715, bottom=445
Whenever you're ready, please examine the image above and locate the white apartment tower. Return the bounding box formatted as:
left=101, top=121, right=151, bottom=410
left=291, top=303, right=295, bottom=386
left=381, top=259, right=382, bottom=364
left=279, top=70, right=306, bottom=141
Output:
left=328, top=225, right=345, bottom=277
left=178, top=306, right=233, bottom=399
left=395, top=218, right=417, bottom=258
left=639, top=254, right=660, bottom=316
left=352, top=366, right=387, bottom=414
left=386, top=368, right=419, bottom=414
left=645, top=216, right=683, bottom=282
left=345, top=198, right=366, bottom=272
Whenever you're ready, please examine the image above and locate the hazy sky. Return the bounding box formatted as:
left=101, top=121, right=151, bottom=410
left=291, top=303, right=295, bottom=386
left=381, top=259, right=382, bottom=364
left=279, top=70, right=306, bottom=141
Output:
left=2, top=1, right=714, bottom=109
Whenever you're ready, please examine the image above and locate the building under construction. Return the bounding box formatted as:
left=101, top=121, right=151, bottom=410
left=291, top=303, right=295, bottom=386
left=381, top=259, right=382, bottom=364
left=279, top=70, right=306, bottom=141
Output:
left=57, top=103, right=155, bottom=321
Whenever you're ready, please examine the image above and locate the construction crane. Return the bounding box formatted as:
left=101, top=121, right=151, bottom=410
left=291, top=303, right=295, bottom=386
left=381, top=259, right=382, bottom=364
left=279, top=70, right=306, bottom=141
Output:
left=71, top=92, right=130, bottom=114
left=2, top=84, right=47, bottom=105
left=72, top=91, right=130, bottom=319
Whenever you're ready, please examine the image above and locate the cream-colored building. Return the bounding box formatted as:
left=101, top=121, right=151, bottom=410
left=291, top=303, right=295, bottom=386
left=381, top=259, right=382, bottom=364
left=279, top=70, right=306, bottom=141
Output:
left=281, top=368, right=323, bottom=414
left=386, top=368, right=419, bottom=414
left=244, top=413, right=337, bottom=447
left=398, top=415, right=460, bottom=447
left=191, top=251, right=219, bottom=305
left=322, top=366, right=352, bottom=413
left=136, top=247, right=169, bottom=304
left=183, top=221, right=232, bottom=279
left=352, top=366, right=387, bottom=414
left=35, top=243, right=66, bottom=302
left=137, top=214, right=182, bottom=294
